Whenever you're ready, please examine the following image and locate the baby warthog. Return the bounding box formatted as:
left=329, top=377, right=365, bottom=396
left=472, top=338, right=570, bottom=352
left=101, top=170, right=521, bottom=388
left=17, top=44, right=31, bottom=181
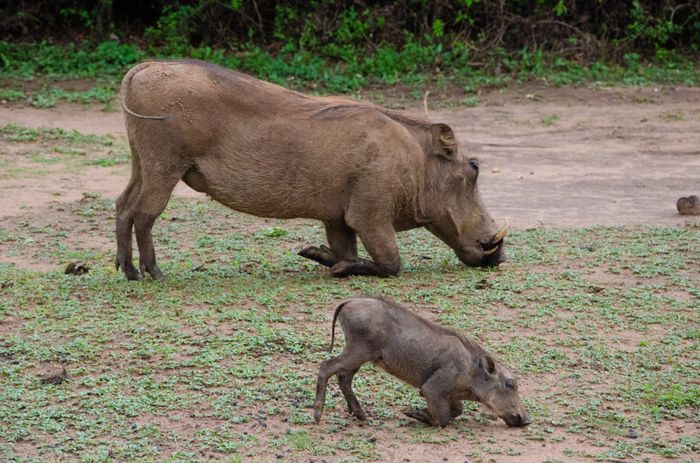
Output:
left=314, top=297, right=530, bottom=428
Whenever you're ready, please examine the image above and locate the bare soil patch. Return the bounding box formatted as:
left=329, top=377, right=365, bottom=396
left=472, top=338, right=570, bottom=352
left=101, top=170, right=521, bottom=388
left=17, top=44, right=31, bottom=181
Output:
left=1, top=85, right=699, bottom=228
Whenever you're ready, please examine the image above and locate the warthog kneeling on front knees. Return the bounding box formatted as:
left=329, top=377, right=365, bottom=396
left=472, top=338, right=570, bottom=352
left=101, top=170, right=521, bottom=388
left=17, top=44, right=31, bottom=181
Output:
left=116, top=60, right=506, bottom=281
left=314, top=297, right=530, bottom=428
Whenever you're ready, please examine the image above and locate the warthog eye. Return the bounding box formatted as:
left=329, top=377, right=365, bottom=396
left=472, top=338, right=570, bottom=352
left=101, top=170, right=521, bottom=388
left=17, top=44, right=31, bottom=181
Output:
left=468, top=158, right=479, bottom=173
left=505, top=379, right=515, bottom=389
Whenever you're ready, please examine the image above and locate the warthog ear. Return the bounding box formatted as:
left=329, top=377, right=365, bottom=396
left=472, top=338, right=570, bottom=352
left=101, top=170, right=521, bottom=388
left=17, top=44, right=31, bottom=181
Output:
left=480, top=354, right=497, bottom=377
left=430, top=123, right=457, bottom=160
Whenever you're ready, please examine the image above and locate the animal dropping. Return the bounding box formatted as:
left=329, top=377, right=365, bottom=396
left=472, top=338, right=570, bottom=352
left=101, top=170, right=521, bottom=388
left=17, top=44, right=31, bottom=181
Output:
left=116, top=60, right=506, bottom=281
left=64, top=262, right=89, bottom=275
left=313, top=297, right=530, bottom=428
left=677, top=195, right=700, bottom=215
left=39, top=366, right=67, bottom=385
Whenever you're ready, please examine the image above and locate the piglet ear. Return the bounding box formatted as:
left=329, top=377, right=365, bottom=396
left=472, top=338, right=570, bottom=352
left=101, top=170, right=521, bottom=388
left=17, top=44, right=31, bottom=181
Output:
left=430, top=123, right=457, bottom=160
left=480, top=354, right=496, bottom=377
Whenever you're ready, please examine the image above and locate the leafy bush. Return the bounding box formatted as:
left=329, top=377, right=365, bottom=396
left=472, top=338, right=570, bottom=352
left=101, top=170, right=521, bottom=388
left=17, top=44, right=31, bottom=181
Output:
left=2, top=1, right=699, bottom=61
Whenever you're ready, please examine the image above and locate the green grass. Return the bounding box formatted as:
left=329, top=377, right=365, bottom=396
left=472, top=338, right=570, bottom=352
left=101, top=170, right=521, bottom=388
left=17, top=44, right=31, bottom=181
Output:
left=0, top=191, right=698, bottom=462
left=1, top=40, right=699, bottom=107
left=541, top=114, right=560, bottom=126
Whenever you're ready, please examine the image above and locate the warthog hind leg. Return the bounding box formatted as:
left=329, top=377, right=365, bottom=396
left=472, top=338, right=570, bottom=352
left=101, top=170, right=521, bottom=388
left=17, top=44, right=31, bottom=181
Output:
left=314, top=348, right=374, bottom=424
left=338, top=368, right=366, bottom=421
left=116, top=175, right=143, bottom=281
left=131, top=166, right=187, bottom=280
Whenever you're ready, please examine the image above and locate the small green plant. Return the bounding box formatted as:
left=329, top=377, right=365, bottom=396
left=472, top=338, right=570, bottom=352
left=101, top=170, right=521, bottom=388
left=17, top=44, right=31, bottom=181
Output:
left=462, top=96, right=480, bottom=107
left=259, top=227, right=288, bottom=238
left=541, top=114, right=560, bottom=125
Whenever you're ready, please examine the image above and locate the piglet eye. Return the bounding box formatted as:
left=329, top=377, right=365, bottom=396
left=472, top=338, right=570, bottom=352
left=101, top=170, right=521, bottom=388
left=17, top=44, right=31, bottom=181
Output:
left=505, top=379, right=515, bottom=389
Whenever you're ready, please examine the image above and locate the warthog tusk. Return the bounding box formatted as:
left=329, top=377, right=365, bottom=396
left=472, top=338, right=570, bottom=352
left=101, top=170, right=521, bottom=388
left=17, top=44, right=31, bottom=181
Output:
left=492, top=218, right=510, bottom=244
left=483, top=246, right=499, bottom=256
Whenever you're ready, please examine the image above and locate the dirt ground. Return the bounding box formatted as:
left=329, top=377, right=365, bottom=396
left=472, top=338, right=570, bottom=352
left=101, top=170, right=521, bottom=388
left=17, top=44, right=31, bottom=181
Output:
left=1, top=84, right=699, bottom=227
left=1, top=86, right=699, bottom=463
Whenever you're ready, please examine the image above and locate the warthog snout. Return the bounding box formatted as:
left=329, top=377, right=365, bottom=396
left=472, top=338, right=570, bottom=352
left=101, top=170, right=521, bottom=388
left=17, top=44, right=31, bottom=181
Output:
left=479, top=238, right=506, bottom=267
left=452, top=222, right=508, bottom=267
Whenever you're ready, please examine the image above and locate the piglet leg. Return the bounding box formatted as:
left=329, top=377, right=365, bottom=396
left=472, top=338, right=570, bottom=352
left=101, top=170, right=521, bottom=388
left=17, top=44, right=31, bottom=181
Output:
left=402, top=407, right=433, bottom=425
left=314, top=349, right=372, bottom=424
left=338, top=369, right=367, bottom=421
left=420, top=367, right=458, bottom=427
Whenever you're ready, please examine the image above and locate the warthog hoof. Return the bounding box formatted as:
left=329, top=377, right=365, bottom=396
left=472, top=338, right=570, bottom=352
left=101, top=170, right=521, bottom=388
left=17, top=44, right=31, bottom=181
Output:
left=402, top=407, right=434, bottom=426
left=144, top=265, right=166, bottom=281
left=299, top=245, right=336, bottom=267
left=349, top=405, right=367, bottom=421
left=118, top=259, right=142, bottom=281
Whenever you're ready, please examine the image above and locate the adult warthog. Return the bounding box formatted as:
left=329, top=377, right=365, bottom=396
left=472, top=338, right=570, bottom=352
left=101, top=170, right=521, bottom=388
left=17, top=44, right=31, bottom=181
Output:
left=116, top=60, right=506, bottom=280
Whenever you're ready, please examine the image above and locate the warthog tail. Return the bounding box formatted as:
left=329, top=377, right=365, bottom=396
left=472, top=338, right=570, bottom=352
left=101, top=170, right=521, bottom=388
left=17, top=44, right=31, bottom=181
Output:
left=119, top=62, right=168, bottom=120
left=329, top=299, right=352, bottom=352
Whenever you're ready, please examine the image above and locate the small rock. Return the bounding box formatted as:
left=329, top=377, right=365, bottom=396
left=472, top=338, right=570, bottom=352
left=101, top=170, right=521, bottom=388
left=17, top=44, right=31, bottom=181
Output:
left=65, top=262, right=89, bottom=275
left=670, top=423, right=685, bottom=433
left=367, top=436, right=377, bottom=443
left=491, top=166, right=501, bottom=173
left=39, top=366, right=67, bottom=384
left=626, top=428, right=640, bottom=439
left=677, top=195, right=700, bottom=215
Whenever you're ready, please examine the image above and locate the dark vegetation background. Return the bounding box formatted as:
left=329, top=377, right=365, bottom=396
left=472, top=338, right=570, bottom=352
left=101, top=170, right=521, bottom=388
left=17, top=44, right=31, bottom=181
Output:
left=1, top=1, right=699, bottom=99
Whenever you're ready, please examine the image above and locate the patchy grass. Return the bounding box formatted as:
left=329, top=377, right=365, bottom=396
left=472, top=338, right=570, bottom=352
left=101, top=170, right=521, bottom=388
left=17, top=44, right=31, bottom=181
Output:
left=0, top=124, right=129, bottom=178
left=0, top=192, right=698, bottom=462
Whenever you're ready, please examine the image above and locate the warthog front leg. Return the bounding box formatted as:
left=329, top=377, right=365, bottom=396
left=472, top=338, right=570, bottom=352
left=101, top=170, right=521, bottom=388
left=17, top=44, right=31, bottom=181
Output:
left=403, top=367, right=457, bottom=427
left=329, top=224, right=400, bottom=277
left=299, top=220, right=358, bottom=268
left=421, top=368, right=457, bottom=427
left=402, top=407, right=433, bottom=425
left=450, top=399, right=464, bottom=418
left=298, top=244, right=336, bottom=267
left=404, top=400, right=460, bottom=425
